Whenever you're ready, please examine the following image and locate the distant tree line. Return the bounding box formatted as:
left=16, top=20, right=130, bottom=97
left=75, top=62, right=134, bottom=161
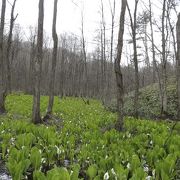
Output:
left=2, top=30, right=175, bottom=98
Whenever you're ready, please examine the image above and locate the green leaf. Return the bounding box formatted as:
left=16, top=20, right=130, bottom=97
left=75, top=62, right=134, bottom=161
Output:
left=30, top=147, right=41, bottom=170
left=87, top=164, right=98, bottom=179
left=131, top=154, right=141, bottom=171
left=70, top=164, right=80, bottom=180
left=47, top=167, right=70, bottom=180
left=23, top=159, right=31, bottom=172
left=114, top=164, right=128, bottom=180
left=33, top=171, right=47, bottom=180
left=161, top=170, right=169, bottom=180
left=130, top=167, right=147, bottom=180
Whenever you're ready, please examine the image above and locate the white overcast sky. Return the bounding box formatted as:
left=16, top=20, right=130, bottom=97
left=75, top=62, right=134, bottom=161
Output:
left=2, top=0, right=122, bottom=51
left=1, top=0, right=180, bottom=55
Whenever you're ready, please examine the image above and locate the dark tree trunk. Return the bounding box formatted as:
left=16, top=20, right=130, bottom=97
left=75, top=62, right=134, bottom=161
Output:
left=81, top=12, right=88, bottom=99
left=46, top=0, right=58, bottom=116
left=114, top=0, right=127, bottom=131
left=149, top=0, right=156, bottom=83
left=32, top=0, right=44, bottom=123
left=29, top=34, right=36, bottom=93
left=161, top=0, right=168, bottom=116
left=176, top=13, right=180, bottom=120
left=0, top=0, right=6, bottom=114
left=127, top=0, right=139, bottom=119
left=5, top=0, right=18, bottom=93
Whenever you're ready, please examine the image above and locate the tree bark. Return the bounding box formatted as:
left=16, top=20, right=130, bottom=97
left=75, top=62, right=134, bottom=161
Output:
left=0, top=0, right=6, bottom=114
left=29, top=32, right=36, bottom=93
left=109, top=0, right=115, bottom=64
left=149, top=0, right=156, bottom=83
left=114, top=0, right=127, bottom=131
left=127, top=0, right=139, bottom=118
left=32, top=0, right=44, bottom=123
left=81, top=11, right=88, bottom=100
left=100, top=0, right=106, bottom=102
left=46, top=0, right=58, bottom=116
left=176, top=13, right=180, bottom=119
left=5, top=0, right=18, bottom=93
left=161, top=0, right=168, bottom=116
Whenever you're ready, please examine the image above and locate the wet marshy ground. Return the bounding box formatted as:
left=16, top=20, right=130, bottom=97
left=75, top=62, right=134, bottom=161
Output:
left=0, top=161, right=12, bottom=180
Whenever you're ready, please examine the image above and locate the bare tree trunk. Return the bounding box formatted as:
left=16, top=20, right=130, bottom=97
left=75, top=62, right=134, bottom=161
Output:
left=166, top=1, right=177, bottom=66
left=106, top=0, right=115, bottom=103
left=0, top=0, right=6, bottom=114
left=81, top=11, right=89, bottom=101
left=144, top=22, right=150, bottom=70
left=5, top=0, right=18, bottom=93
left=100, top=28, right=104, bottom=94
left=32, top=0, right=44, bottom=123
left=46, top=0, right=58, bottom=116
left=61, top=47, right=66, bottom=97
left=176, top=13, right=180, bottom=119
left=161, top=0, right=168, bottom=115
left=149, top=0, right=156, bottom=83
left=109, top=0, right=115, bottom=64
left=114, top=0, right=127, bottom=131
left=100, top=0, right=106, bottom=101
left=29, top=32, right=36, bottom=93
left=127, top=0, right=139, bottom=118
left=149, top=0, right=166, bottom=117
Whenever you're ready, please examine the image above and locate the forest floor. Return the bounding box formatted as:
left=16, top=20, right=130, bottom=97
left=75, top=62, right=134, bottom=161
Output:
left=0, top=93, right=180, bottom=179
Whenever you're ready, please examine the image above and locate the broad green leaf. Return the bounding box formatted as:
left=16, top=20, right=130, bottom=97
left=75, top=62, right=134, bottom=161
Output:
left=87, top=164, right=98, bottom=179
left=30, top=147, right=41, bottom=170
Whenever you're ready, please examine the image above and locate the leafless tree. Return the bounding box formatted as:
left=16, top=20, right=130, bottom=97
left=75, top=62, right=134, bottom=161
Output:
left=0, top=0, right=6, bottom=114
left=109, top=0, right=115, bottom=64
left=46, top=0, right=58, bottom=117
left=161, top=0, right=168, bottom=116
left=5, top=0, right=18, bottom=93
left=100, top=0, right=107, bottom=100
left=114, top=0, right=127, bottom=131
left=28, top=27, right=37, bottom=93
left=176, top=13, right=180, bottom=119
left=81, top=10, right=89, bottom=103
left=32, top=0, right=44, bottom=123
left=149, top=0, right=156, bottom=83
left=127, top=0, right=139, bottom=118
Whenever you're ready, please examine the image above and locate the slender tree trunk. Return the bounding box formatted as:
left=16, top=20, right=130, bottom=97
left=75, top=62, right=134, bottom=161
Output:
left=29, top=34, right=36, bottom=93
left=149, top=0, right=164, bottom=116
left=114, top=0, right=127, bottom=131
left=5, top=0, right=18, bottom=93
left=32, top=0, right=44, bottom=123
left=161, top=0, right=168, bottom=115
left=109, top=0, right=115, bottom=64
left=81, top=12, right=89, bottom=101
left=144, top=23, right=150, bottom=70
left=149, top=0, right=156, bottom=83
left=106, top=0, right=115, bottom=103
left=100, top=28, right=104, bottom=94
left=167, top=7, right=176, bottom=61
left=176, top=13, right=180, bottom=119
left=127, top=0, right=139, bottom=118
left=133, top=34, right=139, bottom=119
left=100, top=0, right=106, bottom=102
left=46, top=0, right=58, bottom=116
left=0, top=0, right=6, bottom=114
left=61, top=47, right=65, bottom=97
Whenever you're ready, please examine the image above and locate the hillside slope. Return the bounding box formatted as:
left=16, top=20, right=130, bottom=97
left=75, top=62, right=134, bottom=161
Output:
left=109, top=78, right=178, bottom=120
